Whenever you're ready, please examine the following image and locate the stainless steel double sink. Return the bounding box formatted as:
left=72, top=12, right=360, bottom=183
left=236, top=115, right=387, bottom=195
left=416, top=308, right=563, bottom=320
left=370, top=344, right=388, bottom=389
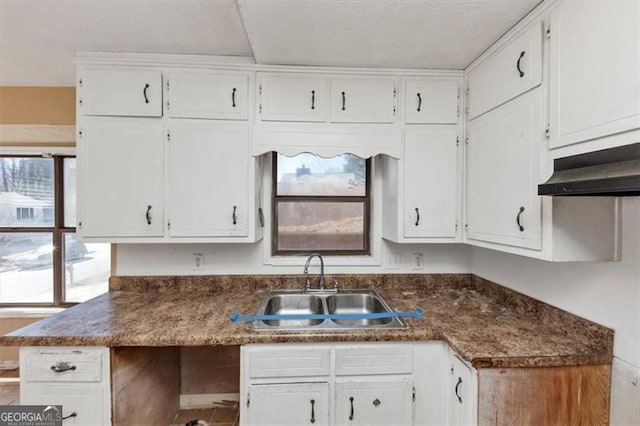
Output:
left=252, top=289, right=406, bottom=331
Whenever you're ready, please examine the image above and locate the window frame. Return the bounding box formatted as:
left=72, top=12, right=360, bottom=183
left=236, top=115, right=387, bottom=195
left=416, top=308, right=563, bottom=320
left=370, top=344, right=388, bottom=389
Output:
left=0, top=154, right=77, bottom=307
left=271, top=152, right=371, bottom=256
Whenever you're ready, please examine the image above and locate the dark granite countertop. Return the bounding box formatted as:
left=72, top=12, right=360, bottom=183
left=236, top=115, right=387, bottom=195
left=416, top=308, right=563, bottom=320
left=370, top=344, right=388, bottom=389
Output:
left=0, top=274, right=613, bottom=369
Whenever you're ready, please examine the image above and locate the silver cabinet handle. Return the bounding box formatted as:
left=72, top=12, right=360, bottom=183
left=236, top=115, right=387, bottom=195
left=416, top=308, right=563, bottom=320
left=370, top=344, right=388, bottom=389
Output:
left=50, top=362, right=76, bottom=373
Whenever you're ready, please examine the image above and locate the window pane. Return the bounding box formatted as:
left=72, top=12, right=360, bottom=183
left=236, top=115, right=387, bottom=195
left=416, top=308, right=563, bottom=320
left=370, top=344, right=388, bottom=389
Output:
left=0, top=157, right=55, bottom=227
left=276, top=201, right=365, bottom=251
left=64, top=233, right=109, bottom=303
left=64, top=158, right=77, bottom=227
left=277, top=153, right=366, bottom=196
left=0, top=233, right=54, bottom=303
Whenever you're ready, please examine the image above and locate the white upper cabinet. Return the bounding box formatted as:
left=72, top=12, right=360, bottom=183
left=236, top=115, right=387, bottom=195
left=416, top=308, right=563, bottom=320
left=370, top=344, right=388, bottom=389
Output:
left=403, top=127, right=459, bottom=239
left=167, top=71, right=249, bottom=120
left=78, top=117, right=164, bottom=238
left=467, top=23, right=542, bottom=120
left=466, top=89, right=542, bottom=250
left=549, top=1, right=640, bottom=150
left=258, top=74, right=327, bottom=122
left=167, top=121, right=249, bottom=237
left=403, top=78, right=459, bottom=124
left=79, top=67, right=162, bottom=117
left=330, top=77, right=397, bottom=123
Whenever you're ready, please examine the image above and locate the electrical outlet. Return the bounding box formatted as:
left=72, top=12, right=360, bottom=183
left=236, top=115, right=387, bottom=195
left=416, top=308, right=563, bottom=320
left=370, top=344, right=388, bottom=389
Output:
left=412, top=252, right=424, bottom=270
left=192, top=253, right=204, bottom=271
left=386, top=252, right=401, bottom=270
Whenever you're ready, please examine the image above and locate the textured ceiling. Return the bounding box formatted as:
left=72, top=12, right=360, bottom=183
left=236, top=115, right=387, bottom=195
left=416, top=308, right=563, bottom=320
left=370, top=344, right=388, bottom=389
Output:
left=0, top=0, right=542, bottom=86
left=0, top=0, right=252, bottom=86
left=237, top=0, right=542, bottom=69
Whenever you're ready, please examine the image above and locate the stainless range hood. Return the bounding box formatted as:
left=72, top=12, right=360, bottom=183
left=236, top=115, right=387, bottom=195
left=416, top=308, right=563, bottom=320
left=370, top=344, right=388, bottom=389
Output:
left=538, top=143, right=640, bottom=196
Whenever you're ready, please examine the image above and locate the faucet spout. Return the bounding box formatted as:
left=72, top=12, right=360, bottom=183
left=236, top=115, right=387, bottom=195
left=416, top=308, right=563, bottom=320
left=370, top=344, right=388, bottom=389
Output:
left=303, top=253, right=325, bottom=291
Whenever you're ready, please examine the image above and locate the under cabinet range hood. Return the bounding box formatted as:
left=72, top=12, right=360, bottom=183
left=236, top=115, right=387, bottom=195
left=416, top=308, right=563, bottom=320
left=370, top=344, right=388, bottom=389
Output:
left=538, top=143, right=640, bottom=196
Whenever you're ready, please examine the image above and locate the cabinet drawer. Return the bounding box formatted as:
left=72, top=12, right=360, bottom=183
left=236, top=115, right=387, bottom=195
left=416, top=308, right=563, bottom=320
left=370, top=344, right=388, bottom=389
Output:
left=467, top=22, right=542, bottom=120
left=404, top=78, right=459, bottom=124
left=330, top=77, right=397, bottom=123
left=21, top=383, right=107, bottom=425
left=168, top=71, right=249, bottom=120
left=22, top=348, right=103, bottom=383
left=259, top=73, right=327, bottom=122
left=79, top=67, right=162, bottom=117
left=247, top=347, right=330, bottom=378
left=336, top=345, right=412, bottom=376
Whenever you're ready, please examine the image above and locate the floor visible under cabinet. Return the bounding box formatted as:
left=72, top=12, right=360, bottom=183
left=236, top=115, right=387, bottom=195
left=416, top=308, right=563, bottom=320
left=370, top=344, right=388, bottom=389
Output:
left=0, top=368, right=19, bottom=405
left=171, top=404, right=239, bottom=426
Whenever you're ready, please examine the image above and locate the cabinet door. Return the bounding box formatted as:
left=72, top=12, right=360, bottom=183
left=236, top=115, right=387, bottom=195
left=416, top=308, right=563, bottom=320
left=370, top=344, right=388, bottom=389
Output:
left=466, top=89, right=542, bottom=250
left=335, top=379, right=413, bottom=426
left=79, top=67, right=162, bottom=117
left=330, top=77, right=397, bottom=123
left=168, top=121, right=249, bottom=237
left=248, top=382, right=329, bottom=425
left=259, top=74, right=327, bottom=122
left=22, top=383, right=107, bottom=425
left=549, top=1, right=640, bottom=149
left=404, top=127, right=458, bottom=238
left=404, top=78, right=459, bottom=124
left=448, top=354, right=477, bottom=426
left=467, top=23, right=542, bottom=120
left=168, top=71, right=249, bottom=120
left=78, top=117, right=164, bottom=238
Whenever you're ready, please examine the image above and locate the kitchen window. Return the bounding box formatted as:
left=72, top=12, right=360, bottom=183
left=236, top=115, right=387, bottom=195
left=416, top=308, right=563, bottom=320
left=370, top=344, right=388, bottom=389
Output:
left=272, top=152, right=370, bottom=255
left=0, top=155, right=110, bottom=306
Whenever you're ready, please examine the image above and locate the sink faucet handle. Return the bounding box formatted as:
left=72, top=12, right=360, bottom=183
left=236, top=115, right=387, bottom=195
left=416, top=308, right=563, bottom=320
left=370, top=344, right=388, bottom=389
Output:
left=333, top=280, right=339, bottom=290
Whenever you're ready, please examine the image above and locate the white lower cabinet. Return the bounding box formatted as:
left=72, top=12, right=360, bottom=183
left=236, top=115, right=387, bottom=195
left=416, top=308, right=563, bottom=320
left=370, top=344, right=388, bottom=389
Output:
left=447, top=350, right=478, bottom=426
left=20, top=347, right=111, bottom=426
left=248, top=382, right=330, bottom=426
left=335, top=379, right=413, bottom=425
left=241, top=342, right=451, bottom=426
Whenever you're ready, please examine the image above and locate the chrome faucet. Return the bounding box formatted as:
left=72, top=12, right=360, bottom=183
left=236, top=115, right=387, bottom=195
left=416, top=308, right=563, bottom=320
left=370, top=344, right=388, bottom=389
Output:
left=303, top=253, right=325, bottom=291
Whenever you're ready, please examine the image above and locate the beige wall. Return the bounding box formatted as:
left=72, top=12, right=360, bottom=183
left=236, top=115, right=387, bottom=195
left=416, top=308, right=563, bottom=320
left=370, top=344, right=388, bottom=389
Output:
left=0, top=317, right=45, bottom=367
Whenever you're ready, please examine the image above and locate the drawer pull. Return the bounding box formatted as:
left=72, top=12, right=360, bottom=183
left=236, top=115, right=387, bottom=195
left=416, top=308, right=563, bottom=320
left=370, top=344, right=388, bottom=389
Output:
left=349, top=396, right=354, bottom=420
left=146, top=205, right=152, bottom=225
left=143, top=83, right=150, bottom=104
left=516, top=51, right=525, bottom=78
left=311, top=90, right=315, bottom=110
left=516, top=206, right=525, bottom=232
left=341, top=91, right=346, bottom=111
left=50, top=362, right=76, bottom=373
left=62, top=412, right=77, bottom=421
left=416, top=92, right=422, bottom=112
left=455, top=377, right=463, bottom=403
left=415, top=207, right=420, bottom=226
left=232, top=205, right=238, bottom=225
left=232, top=87, right=237, bottom=108
left=310, top=399, right=316, bottom=424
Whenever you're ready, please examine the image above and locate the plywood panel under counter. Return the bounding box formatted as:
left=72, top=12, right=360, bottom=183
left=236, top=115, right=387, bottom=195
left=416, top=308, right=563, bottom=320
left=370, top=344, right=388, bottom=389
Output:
left=478, top=364, right=611, bottom=426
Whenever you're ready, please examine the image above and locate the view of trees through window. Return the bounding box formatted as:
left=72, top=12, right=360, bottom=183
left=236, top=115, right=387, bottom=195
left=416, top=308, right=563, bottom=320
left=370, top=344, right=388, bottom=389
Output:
left=273, top=153, right=370, bottom=254
left=0, top=156, right=110, bottom=305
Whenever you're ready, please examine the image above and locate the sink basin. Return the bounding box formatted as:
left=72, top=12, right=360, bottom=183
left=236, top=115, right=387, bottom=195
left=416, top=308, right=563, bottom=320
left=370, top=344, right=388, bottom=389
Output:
left=326, top=293, right=393, bottom=326
left=262, top=294, right=324, bottom=327
left=252, top=289, right=406, bottom=331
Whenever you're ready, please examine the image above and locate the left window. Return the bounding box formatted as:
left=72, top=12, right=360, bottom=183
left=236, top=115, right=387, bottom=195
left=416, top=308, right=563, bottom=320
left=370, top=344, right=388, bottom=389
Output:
left=0, top=156, right=110, bottom=306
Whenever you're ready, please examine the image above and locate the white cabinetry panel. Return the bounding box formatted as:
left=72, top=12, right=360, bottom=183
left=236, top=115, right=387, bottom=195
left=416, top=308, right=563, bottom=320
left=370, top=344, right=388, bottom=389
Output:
left=248, top=382, right=329, bottom=426
left=259, top=74, right=327, bottom=122
left=330, top=77, right=397, bottom=123
left=335, top=379, right=413, bottom=426
left=79, top=67, right=162, bottom=117
left=78, top=117, right=164, bottom=238
left=466, top=89, right=542, bottom=250
left=467, top=23, right=542, bottom=120
left=549, top=1, right=640, bottom=149
left=168, top=121, right=249, bottom=237
left=168, top=71, right=249, bottom=120
left=404, top=78, right=459, bottom=124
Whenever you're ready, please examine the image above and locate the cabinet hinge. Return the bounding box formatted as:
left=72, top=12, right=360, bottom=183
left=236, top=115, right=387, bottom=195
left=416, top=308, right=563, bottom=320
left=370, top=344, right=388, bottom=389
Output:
left=167, top=221, right=171, bottom=230
left=457, top=88, right=460, bottom=99
left=259, top=104, right=262, bottom=114
left=456, top=136, right=460, bottom=147
left=167, top=131, right=171, bottom=142
left=166, top=101, right=170, bottom=111
left=393, top=106, right=396, bottom=116
left=166, top=80, right=170, bottom=90
left=466, top=87, right=470, bottom=95
left=78, top=98, right=83, bottom=107
left=259, top=85, right=262, bottom=95
left=455, top=221, right=459, bottom=231
left=78, top=78, right=83, bottom=87
left=464, top=224, right=469, bottom=231
left=457, top=106, right=460, bottom=117
left=393, top=87, right=397, bottom=97
left=247, top=393, right=250, bottom=407
left=78, top=221, right=82, bottom=228
left=412, top=386, right=416, bottom=402
left=545, top=125, right=550, bottom=139
left=78, top=129, right=83, bottom=139
left=465, top=137, right=469, bottom=145
left=546, top=27, right=551, bottom=39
